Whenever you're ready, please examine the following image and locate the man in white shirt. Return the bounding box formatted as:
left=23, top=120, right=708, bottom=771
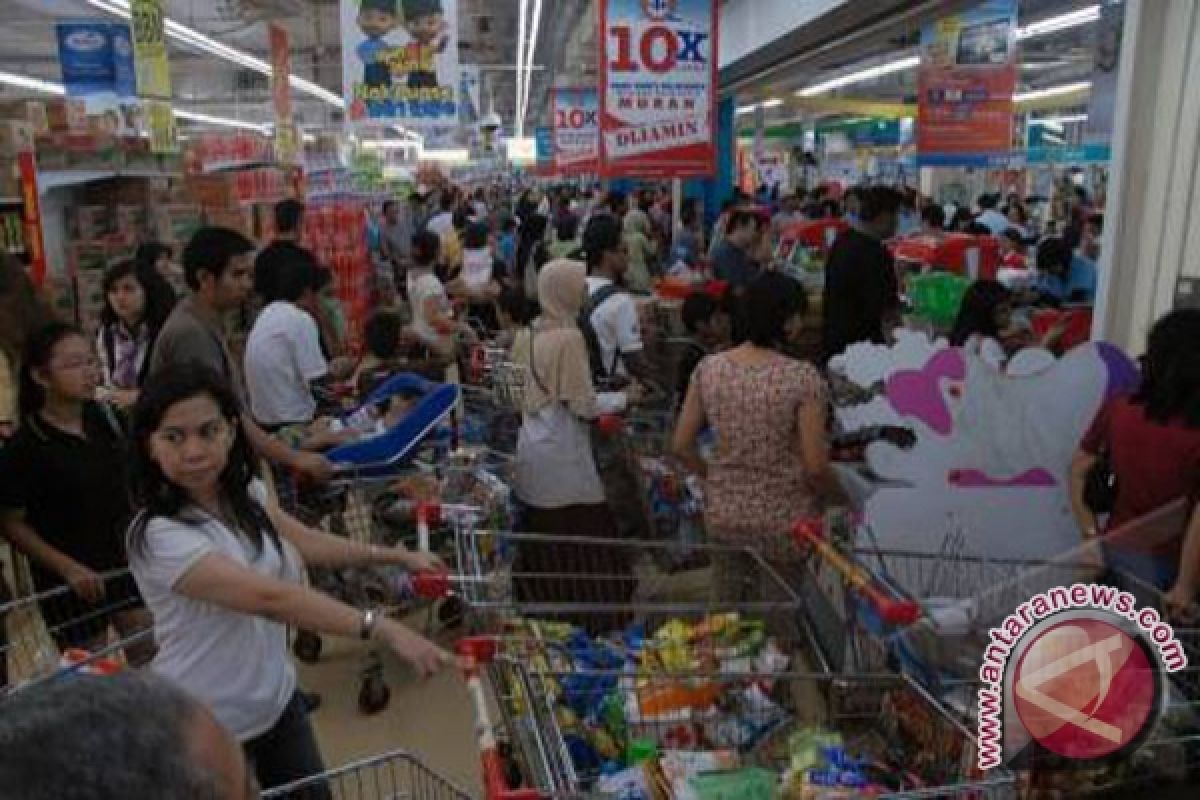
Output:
left=425, top=190, right=457, bottom=238
left=244, top=255, right=330, bottom=428
left=975, top=193, right=1010, bottom=236
left=582, top=214, right=654, bottom=385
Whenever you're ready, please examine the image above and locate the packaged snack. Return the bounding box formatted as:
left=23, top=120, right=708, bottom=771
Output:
left=660, top=750, right=741, bottom=800
left=596, top=764, right=655, bottom=799
left=690, top=767, right=777, bottom=800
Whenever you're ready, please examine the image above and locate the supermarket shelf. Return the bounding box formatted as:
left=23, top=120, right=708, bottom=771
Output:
left=37, top=168, right=181, bottom=194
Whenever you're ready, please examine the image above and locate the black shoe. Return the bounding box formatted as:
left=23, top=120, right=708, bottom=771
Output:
left=300, top=690, right=322, bottom=713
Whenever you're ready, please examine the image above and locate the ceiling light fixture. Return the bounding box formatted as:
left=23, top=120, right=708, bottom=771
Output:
left=418, top=147, right=470, bottom=163
left=363, top=139, right=419, bottom=150
left=85, top=0, right=344, bottom=109
left=761, top=98, right=783, bottom=109
left=0, top=71, right=66, bottom=96
left=796, top=55, right=920, bottom=97
left=520, top=0, right=544, bottom=135
left=174, top=109, right=269, bottom=133
left=1029, top=113, right=1089, bottom=126
left=515, top=0, right=528, bottom=138
left=1014, top=81, right=1091, bottom=103
left=1016, top=5, right=1101, bottom=39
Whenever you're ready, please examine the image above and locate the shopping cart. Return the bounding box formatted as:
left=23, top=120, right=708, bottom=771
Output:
left=260, top=748, right=471, bottom=799
left=416, top=528, right=1016, bottom=798
left=456, top=382, right=523, bottom=456
left=0, top=568, right=153, bottom=700
left=794, top=519, right=1200, bottom=794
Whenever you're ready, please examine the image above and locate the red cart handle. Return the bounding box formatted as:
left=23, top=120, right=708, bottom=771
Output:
left=793, top=518, right=921, bottom=626
left=410, top=569, right=453, bottom=599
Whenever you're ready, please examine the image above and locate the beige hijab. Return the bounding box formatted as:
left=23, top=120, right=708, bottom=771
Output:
left=512, top=259, right=598, bottom=417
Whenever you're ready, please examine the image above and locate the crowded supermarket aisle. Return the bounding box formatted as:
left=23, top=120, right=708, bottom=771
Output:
left=2, top=0, right=1200, bottom=799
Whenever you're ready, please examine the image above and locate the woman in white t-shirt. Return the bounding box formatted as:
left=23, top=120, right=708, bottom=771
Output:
left=126, top=366, right=449, bottom=794
left=406, top=230, right=459, bottom=360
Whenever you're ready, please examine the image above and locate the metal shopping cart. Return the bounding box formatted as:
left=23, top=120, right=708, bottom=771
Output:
left=261, top=749, right=471, bottom=799
left=0, top=568, right=153, bottom=700
left=416, top=527, right=1016, bottom=798
left=794, top=518, right=1200, bottom=795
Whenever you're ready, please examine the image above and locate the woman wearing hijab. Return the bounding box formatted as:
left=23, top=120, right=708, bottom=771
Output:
left=622, top=207, right=657, bottom=292
left=510, top=260, right=641, bottom=626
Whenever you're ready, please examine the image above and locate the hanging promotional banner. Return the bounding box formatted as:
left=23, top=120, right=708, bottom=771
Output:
left=130, top=0, right=177, bottom=153
left=551, top=88, right=600, bottom=175
left=340, top=0, right=460, bottom=134
left=56, top=21, right=140, bottom=135
left=268, top=23, right=298, bottom=166
left=598, top=0, right=718, bottom=178
left=534, top=126, right=554, bottom=167
left=17, top=153, right=47, bottom=288
left=1084, top=1, right=1123, bottom=148
left=916, top=0, right=1018, bottom=167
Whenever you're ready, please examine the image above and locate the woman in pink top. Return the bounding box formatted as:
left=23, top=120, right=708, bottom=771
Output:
left=673, top=273, right=844, bottom=579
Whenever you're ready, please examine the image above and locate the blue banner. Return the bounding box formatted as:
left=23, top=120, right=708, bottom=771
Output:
left=534, top=127, right=554, bottom=164
left=57, top=21, right=137, bottom=100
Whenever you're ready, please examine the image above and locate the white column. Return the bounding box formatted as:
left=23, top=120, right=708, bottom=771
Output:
left=1095, top=0, right=1200, bottom=351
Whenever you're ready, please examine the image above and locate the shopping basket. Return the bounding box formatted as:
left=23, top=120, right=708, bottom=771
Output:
left=413, top=528, right=1015, bottom=798
left=0, top=568, right=153, bottom=700
left=260, top=748, right=471, bottom=799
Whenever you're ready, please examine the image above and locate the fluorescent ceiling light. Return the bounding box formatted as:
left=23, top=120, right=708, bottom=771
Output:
left=1016, top=5, right=1101, bottom=39
left=86, top=0, right=344, bottom=109
left=762, top=98, right=783, bottom=109
left=1030, top=113, right=1088, bottom=127
left=1041, top=132, right=1067, bottom=145
left=522, top=0, right=544, bottom=133
left=515, top=0, right=528, bottom=136
left=419, top=147, right=469, bottom=163
left=1015, top=81, right=1091, bottom=103
left=0, top=70, right=264, bottom=132
left=796, top=55, right=920, bottom=97
left=0, top=71, right=66, bottom=96
left=174, top=109, right=268, bottom=133
left=363, top=140, right=419, bottom=150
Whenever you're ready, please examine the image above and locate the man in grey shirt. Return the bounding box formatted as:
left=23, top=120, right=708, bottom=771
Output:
left=150, top=227, right=332, bottom=483
left=378, top=199, right=413, bottom=286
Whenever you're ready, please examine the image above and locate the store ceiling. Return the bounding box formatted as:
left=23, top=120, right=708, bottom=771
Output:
left=732, top=0, right=1105, bottom=125
left=0, top=0, right=597, bottom=136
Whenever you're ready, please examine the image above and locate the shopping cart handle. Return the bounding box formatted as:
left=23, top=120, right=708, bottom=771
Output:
left=415, top=500, right=442, bottom=527
left=456, top=635, right=498, bottom=664
left=411, top=569, right=452, bottom=599
left=596, top=414, right=624, bottom=436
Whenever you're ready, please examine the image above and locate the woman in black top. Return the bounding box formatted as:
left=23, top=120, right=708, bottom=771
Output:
left=0, top=323, right=151, bottom=662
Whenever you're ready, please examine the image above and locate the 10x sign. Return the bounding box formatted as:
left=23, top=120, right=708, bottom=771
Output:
left=598, top=0, right=717, bottom=178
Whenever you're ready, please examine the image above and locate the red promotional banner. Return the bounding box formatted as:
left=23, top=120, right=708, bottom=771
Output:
left=269, top=23, right=298, bottom=166
left=598, top=0, right=717, bottom=178
left=17, top=153, right=46, bottom=287
left=917, top=0, right=1019, bottom=166
left=552, top=88, right=600, bottom=175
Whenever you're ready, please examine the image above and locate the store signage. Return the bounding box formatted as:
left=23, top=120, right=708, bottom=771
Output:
left=129, top=0, right=177, bottom=153
left=269, top=23, right=298, bottom=166
left=1084, top=2, right=1123, bottom=149
left=534, top=126, right=554, bottom=167
left=16, top=153, right=47, bottom=287
left=551, top=88, right=600, bottom=175
left=916, top=0, right=1018, bottom=167
left=56, top=22, right=137, bottom=100
left=598, top=0, right=718, bottom=177
left=340, top=0, right=462, bottom=137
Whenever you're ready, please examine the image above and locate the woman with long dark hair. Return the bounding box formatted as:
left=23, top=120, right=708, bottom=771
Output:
left=515, top=214, right=549, bottom=299
left=1070, top=309, right=1200, bottom=610
left=126, top=366, right=449, bottom=793
left=0, top=323, right=151, bottom=659
left=95, top=259, right=175, bottom=408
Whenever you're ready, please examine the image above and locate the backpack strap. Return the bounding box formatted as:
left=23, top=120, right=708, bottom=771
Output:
left=587, top=284, right=625, bottom=378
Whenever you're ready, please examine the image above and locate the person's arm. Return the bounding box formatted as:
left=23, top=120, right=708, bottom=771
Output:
left=265, top=500, right=441, bottom=572
left=611, top=298, right=660, bottom=390
left=671, top=377, right=708, bottom=478
left=173, top=552, right=450, bottom=676
left=1068, top=450, right=1101, bottom=539
left=797, top=400, right=846, bottom=506
left=0, top=511, right=106, bottom=602
left=241, top=415, right=333, bottom=482
left=1167, top=506, right=1200, bottom=614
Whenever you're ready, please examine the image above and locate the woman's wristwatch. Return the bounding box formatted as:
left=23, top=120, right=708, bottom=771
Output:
left=359, top=608, right=380, bottom=640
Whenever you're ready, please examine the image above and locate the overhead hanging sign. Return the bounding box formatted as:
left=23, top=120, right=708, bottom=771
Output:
left=551, top=88, right=600, bottom=175
left=341, top=0, right=461, bottom=135
left=534, top=126, right=554, bottom=167
left=268, top=23, right=299, bottom=166
left=598, top=0, right=718, bottom=178
left=916, top=0, right=1018, bottom=167
left=129, top=0, right=177, bottom=153
left=55, top=21, right=141, bottom=136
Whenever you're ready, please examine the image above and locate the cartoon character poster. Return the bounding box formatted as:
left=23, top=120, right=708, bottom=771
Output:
left=341, top=0, right=460, bottom=131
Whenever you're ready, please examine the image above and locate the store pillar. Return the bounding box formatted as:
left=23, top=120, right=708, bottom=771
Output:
left=685, top=94, right=735, bottom=226
left=1095, top=0, right=1200, bottom=350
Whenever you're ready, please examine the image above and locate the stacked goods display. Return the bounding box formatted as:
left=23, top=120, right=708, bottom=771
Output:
left=302, top=198, right=370, bottom=351
left=184, top=131, right=288, bottom=241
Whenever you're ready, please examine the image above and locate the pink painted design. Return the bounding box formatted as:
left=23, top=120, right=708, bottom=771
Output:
left=885, top=349, right=966, bottom=435
left=948, top=468, right=1057, bottom=487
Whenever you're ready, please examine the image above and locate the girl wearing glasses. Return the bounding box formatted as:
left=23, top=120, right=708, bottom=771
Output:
left=125, top=365, right=450, bottom=793
left=0, top=323, right=151, bottom=661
